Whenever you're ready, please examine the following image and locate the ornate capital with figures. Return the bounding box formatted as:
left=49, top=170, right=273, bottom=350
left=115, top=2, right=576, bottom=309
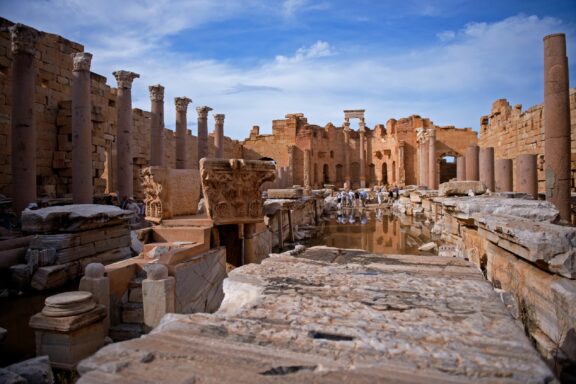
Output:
left=196, top=106, right=213, bottom=119
left=174, top=97, right=192, bottom=112
left=72, top=52, right=92, bottom=72
left=200, top=159, right=276, bottom=225
left=9, top=23, right=38, bottom=55
left=416, top=127, right=427, bottom=144
left=149, top=84, right=165, bottom=101
left=113, top=70, right=140, bottom=89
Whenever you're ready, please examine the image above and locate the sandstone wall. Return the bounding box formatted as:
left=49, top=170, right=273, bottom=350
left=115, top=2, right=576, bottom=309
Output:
left=0, top=18, right=243, bottom=202
left=478, top=90, right=576, bottom=192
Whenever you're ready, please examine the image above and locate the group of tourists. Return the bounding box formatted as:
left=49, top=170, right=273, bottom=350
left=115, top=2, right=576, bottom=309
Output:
left=336, top=185, right=401, bottom=209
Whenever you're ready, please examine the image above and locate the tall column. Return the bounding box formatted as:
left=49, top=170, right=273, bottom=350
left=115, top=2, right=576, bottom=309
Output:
left=287, top=146, right=295, bottom=186
left=71, top=52, right=93, bottom=204
left=516, top=154, right=538, bottom=199
left=174, top=97, right=191, bottom=169
left=465, top=144, right=479, bottom=181
left=495, top=158, right=513, bottom=192
left=343, top=122, right=351, bottom=188
left=398, top=141, right=406, bottom=186
left=544, top=33, right=571, bottom=222
left=113, top=70, right=139, bottom=200
left=149, top=84, right=164, bottom=166
left=196, top=106, right=212, bottom=162
left=479, top=147, right=495, bottom=191
left=420, top=137, right=429, bottom=187
left=456, top=156, right=466, bottom=181
left=214, top=114, right=225, bottom=158
left=359, top=121, right=366, bottom=188
left=428, top=129, right=437, bottom=189
left=9, top=24, right=38, bottom=214
left=303, top=149, right=311, bottom=189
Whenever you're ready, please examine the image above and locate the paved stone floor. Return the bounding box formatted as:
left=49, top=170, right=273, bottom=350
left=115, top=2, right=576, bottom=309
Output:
left=78, top=246, right=554, bottom=383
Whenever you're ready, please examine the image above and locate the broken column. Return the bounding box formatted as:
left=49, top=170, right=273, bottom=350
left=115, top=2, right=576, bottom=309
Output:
left=343, top=122, right=351, bottom=188
left=196, top=106, right=213, bottom=162
left=9, top=24, right=38, bottom=214
left=495, top=158, right=513, bottom=192
left=175, top=97, right=192, bottom=169
left=214, top=114, right=225, bottom=158
left=456, top=156, right=466, bottom=181
left=465, top=144, right=479, bottom=181
left=304, top=149, right=311, bottom=190
left=544, top=33, right=571, bottom=222
left=71, top=52, right=93, bottom=204
left=479, top=147, right=495, bottom=191
left=142, top=264, right=175, bottom=330
left=149, top=84, right=165, bottom=167
left=79, top=263, right=110, bottom=333
left=359, top=120, right=366, bottom=188
left=29, top=291, right=106, bottom=369
left=428, top=129, right=437, bottom=189
left=516, top=154, right=538, bottom=199
left=416, top=128, right=428, bottom=186
left=113, top=70, right=139, bottom=200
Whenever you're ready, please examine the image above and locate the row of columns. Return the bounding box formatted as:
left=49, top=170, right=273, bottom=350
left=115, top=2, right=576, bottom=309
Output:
left=8, top=23, right=228, bottom=211
left=416, top=128, right=437, bottom=189
left=340, top=117, right=368, bottom=189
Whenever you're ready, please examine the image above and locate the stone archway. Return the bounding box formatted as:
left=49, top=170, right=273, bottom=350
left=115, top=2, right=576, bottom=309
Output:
left=439, top=152, right=458, bottom=184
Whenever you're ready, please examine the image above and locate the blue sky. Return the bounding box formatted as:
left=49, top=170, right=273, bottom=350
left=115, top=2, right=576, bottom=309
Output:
left=1, top=0, right=575, bottom=139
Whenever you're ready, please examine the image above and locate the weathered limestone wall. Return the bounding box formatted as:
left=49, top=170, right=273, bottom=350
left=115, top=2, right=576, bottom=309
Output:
left=478, top=91, right=576, bottom=193
left=0, top=18, right=243, bottom=202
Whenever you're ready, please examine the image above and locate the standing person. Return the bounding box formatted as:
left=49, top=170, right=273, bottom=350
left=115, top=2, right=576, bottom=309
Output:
left=348, top=190, right=355, bottom=208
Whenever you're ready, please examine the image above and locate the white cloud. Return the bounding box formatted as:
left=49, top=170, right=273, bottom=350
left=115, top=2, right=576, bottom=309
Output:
left=437, top=30, right=456, bottom=42
left=275, top=41, right=335, bottom=63
left=282, top=0, right=308, bottom=18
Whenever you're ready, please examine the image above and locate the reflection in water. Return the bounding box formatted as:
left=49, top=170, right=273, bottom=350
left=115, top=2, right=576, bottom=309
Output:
left=311, top=207, right=433, bottom=255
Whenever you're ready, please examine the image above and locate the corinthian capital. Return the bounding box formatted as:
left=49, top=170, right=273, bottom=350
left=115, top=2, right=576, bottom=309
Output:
left=9, top=23, right=39, bottom=55
left=149, top=84, right=165, bottom=101
left=175, top=97, right=192, bottom=112
left=416, top=127, right=427, bottom=144
left=72, top=52, right=92, bottom=72
left=113, top=70, right=140, bottom=89
left=196, top=106, right=213, bottom=118
left=214, top=114, right=225, bottom=124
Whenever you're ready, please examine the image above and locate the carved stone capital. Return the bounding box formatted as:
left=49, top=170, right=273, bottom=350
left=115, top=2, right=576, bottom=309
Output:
left=9, top=23, right=39, bottom=55
left=174, top=97, right=192, bottom=112
left=200, top=159, right=276, bottom=225
left=113, top=70, right=140, bottom=89
left=72, top=52, right=92, bottom=72
left=149, top=84, right=165, bottom=101
left=415, top=127, right=427, bottom=144
left=196, top=106, right=213, bottom=119
left=214, top=114, right=225, bottom=124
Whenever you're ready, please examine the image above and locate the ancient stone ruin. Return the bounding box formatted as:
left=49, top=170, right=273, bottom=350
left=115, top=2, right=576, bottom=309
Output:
left=0, top=17, right=574, bottom=384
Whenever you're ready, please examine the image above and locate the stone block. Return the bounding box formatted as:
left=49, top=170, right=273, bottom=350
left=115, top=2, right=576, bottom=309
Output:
left=22, top=205, right=133, bottom=234
left=142, top=268, right=175, bottom=330
left=438, top=180, right=486, bottom=196
left=267, top=188, right=303, bottom=199
left=477, top=214, right=576, bottom=278
left=4, top=356, right=54, bottom=384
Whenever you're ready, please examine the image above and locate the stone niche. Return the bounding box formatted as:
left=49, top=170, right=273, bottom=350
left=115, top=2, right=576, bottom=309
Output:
left=141, top=166, right=200, bottom=223
left=200, top=159, right=276, bottom=225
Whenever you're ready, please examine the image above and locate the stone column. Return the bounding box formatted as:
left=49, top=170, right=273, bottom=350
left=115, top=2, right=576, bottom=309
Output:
left=479, top=147, right=495, bottom=191
left=303, top=149, right=311, bottom=189
left=214, top=114, right=225, bottom=158
left=359, top=122, right=366, bottom=188
left=149, top=84, right=165, bottom=166
left=456, top=156, right=466, bottom=181
left=544, top=33, right=571, bottom=222
left=495, top=158, right=513, bottom=192
left=196, top=106, right=213, bottom=162
left=174, top=97, right=191, bottom=169
left=398, top=141, right=406, bottom=186
left=71, top=52, right=93, bottom=204
left=277, top=211, right=284, bottom=250
left=243, top=223, right=257, bottom=264
left=142, top=264, right=175, bottom=330
left=465, top=144, right=479, bottom=181
left=428, top=129, right=437, bottom=189
left=516, top=154, right=538, bottom=199
left=113, top=70, right=139, bottom=200
left=416, top=128, right=429, bottom=187
left=79, top=263, right=109, bottom=333
left=343, top=122, right=351, bottom=188
left=287, top=146, right=295, bottom=186
left=9, top=24, right=38, bottom=214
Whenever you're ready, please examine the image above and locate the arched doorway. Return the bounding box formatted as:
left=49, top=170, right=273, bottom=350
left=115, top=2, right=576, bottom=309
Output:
left=382, top=162, right=388, bottom=185
left=323, top=164, right=329, bottom=184
left=368, top=164, right=376, bottom=186
left=336, top=164, right=343, bottom=184
left=439, top=154, right=457, bottom=183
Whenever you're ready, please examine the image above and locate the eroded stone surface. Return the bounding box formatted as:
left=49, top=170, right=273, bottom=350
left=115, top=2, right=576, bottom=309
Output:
left=78, top=247, right=553, bottom=383
left=438, top=180, right=486, bottom=197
